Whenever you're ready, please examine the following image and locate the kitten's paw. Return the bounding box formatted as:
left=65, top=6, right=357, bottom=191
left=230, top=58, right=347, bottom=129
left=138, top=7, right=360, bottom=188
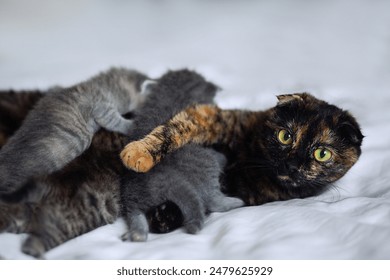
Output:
left=229, top=197, right=245, bottom=209
left=22, top=235, right=46, bottom=259
left=210, top=197, right=245, bottom=212
left=121, top=231, right=148, bottom=242
left=184, top=219, right=204, bottom=234
left=120, top=141, right=155, bottom=173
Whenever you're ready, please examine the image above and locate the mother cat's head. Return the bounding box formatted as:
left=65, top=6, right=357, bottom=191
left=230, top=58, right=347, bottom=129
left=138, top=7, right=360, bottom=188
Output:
left=257, top=93, right=363, bottom=194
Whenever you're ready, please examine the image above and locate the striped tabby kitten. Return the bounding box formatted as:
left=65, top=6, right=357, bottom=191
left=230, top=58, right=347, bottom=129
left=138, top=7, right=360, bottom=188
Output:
left=0, top=88, right=128, bottom=258
left=0, top=68, right=147, bottom=196
left=121, top=93, right=363, bottom=205
left=0, top=69, right=227, bottom=257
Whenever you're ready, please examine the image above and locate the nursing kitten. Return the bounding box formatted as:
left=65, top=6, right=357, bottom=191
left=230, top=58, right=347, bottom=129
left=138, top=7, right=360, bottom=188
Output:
left=0, top=68, right=147, bottom=196
left=0, top=69, right=228, bottom=257
left=120, top=71, right=243, bottom=242
left=121, top=93, right=363, bottom=205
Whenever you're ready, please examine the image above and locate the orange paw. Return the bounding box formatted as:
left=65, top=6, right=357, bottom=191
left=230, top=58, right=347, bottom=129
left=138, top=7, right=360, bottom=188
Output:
left=120, top=141, right=155, bottom=173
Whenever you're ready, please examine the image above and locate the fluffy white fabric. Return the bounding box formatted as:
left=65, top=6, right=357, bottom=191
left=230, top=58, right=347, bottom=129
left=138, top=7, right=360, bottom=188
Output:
left=0, top=0, right=389, bottom=259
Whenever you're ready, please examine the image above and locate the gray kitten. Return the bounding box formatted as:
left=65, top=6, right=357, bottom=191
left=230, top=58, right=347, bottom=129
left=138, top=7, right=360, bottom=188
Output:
left=0, top=67, right=147, bottom=196
left=120, top=70, right=244, bottom=242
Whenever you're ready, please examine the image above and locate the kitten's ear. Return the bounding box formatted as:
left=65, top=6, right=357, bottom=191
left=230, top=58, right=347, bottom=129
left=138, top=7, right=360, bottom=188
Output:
left=141, top=79, right=157, bottom=95
left=338, top=114, right=364, bottom=145
left=205, top=82, right=220, bottom=96
left=276, top=93, right=315, bottom=105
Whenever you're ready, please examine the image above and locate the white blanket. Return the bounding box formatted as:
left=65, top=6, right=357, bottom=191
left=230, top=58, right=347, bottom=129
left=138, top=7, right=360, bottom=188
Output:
left=0, top=0, right=389, bottom=259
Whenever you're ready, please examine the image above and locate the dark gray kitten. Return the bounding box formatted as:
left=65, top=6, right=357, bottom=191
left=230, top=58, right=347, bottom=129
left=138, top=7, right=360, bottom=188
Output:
left=120, top=71, right=244, bottom=242
left=0, top=68, right=147, bottom=196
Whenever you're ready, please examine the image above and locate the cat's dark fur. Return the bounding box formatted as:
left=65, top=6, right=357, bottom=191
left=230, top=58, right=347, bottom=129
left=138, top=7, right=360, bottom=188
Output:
left=0, top=68, right=147, bottom=196
left=120, top=73, right=243, bottom=242
left=0, top=89, right=44, bottom=147
left=0, top=69, right=228, bottom=257
left=121, top=94, right=364, bottom=206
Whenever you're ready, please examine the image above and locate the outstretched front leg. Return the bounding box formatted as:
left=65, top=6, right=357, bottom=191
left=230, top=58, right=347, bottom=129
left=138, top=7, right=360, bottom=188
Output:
left=120, top=104, right=257, bottom=172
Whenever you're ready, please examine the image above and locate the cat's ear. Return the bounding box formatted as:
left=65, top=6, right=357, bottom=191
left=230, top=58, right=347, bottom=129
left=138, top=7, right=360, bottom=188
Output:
left=276, top=93, right=315, bottom=106
left=338, top=113, right=364, bottom=145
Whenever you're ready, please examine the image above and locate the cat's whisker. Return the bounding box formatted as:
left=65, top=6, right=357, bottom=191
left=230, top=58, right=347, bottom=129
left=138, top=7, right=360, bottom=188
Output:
left=327, top=183, right=343, bottom=202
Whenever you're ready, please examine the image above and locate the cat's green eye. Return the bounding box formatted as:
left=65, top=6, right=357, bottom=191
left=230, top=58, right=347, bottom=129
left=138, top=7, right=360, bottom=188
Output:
left=277, top=129, right=293, bottom=145
left=314, top=148, right=332, bottom=162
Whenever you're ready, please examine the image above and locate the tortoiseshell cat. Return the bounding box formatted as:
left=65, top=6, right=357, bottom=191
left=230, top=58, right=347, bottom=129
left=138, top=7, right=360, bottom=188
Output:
left=121, top=93, right=363, bottom=205
left=0, top=70, right=223, bottom=258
